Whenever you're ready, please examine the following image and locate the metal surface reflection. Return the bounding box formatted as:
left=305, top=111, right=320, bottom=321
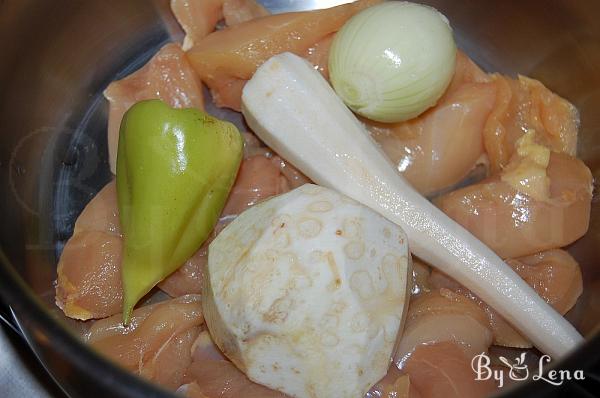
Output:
left=261, top=0, right=354, bottom=12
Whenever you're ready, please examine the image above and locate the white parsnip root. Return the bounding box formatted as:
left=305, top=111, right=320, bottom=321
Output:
left=241, top=52, right=583, bottom=358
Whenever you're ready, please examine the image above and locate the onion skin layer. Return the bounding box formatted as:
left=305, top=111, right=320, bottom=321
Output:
left=329, top=2, right=457, bottom=123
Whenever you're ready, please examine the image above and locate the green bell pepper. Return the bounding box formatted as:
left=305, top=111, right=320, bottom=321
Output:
left=116, top=99, right=243, bottom=323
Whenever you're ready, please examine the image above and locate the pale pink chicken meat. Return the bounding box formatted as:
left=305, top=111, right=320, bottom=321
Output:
left=429, top=248, right=583, bottom=348
left=56, top=230, right=123, bottom=320
left=183, top=360, right=289, bottom=398
left=272, top=155, right=311, bottom=191
left=429, top=269, right=532, bottom=348
left=104, top=43, right=204, bottom=173
left=180, top=330, right=288, bottom=397
left=186, top=0, right=381, bottom=110
left=410, top=258, right=432, bottom=296
left=395, top=289, right=493, bottom=366
left=171, top=0, right=223, bottom=50
left=179, top=383, right=212, bottom=398
left=303, top=33, right=335, bottom=80
left=484, top=74, right=579, bottom=173
left=221, top=155, right=284, bottom=217
left=507, top=249, right=583, bottom=315
left=86, top=295, right=203, bottom=390
left=190, top=330, right=227, bottom=362
left=445, top=51, right=492, bottom=92
left=241, top=131, right=270, bottom=158
left=171, top=0, right=270, bottom=51
left=148, top=327, right=200, bottom=389
left=401, top=342, right=497, bottom=398
left=222, top=0, right=270, bottom=26
left=73, top=180, right=120, bottom=236
left=56, top=181, right=123, bottom=320
left=158, top=244, right=208, bottom=297
left=366, top=367, right=421, bottom=398
left=367, top=52, right=496, bottom=195
left=436, top=152, right=592, bottom=258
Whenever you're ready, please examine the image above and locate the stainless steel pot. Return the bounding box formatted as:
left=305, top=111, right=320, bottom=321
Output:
left=1, top=1, right=599, bottom=397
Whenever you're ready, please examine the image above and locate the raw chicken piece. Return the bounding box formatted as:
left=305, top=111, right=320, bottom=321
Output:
left=402, top=342, right=497, bottom=398
left=183, top=360, right=288, bottom=398
left=222, top=0, right=269, bottom=26
left=436, top=152, right=592, bottom=258
left=303, top=34, right=335, bottom=79
left=221, top=155, right=284, bottom=217
left=179, top=383, right=210, bottom=398
left=190, top=330, right=226, bottom=362
left=86, top=295, right=203, bottom=390
left=507, top=249, right=583, bottom=315
left=429, top=249, right=582, bottom=348
left=56, top=229, right=207, bottom=319
left=411, top=258, right=431, bottom=296
left=186, top=0, right=381, bottom=110
left=57, top=180, right=123, bottom=320
left=271, top=155, right=311, bottom=190
left=56, top=231, right=123, bottom=320
left=367, top=367, right=422, bottom=398
left=368, top=52, right=496, bottom=195
left=429, top=269, right=532, bottom=348
left=395, top=289, right=493, bottom=366
left=171, top=0, right=223, bottom=50
left=222, top=154, right=309, bottom=217
left=242, top=132, right=270, bottom=158
left=73, top=180, right=120, bottom=236
left=485, top=309, right=531, bottom=348
left=147, top=327, right=200, bottom=389
left=181, top=331, right=288, bottom=397
left=158, top=244, right=208, bottom=297
left=104, top=43, right=204, bottom=173
left=484, top=74, right=578, bottom=173
left=171, top=0, right=269, bottom=51
left=445, top=51, right=491, bottom=92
